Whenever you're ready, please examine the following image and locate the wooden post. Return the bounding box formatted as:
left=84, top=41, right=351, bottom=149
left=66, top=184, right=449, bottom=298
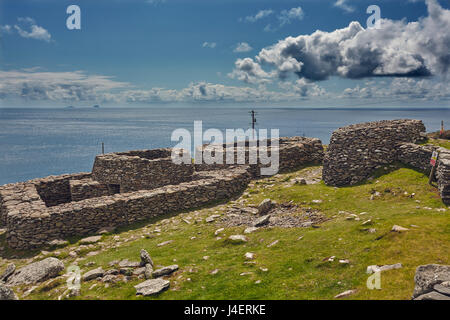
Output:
left=102, top=142, right=104, bottom=154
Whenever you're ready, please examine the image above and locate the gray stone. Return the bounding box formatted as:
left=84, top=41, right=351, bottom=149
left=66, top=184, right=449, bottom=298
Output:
left=133, top=267, right=146, bottom=276
left=0, top=263, right=16, bottom=282
left=244, top=227, right=258, bottom=234
left=253, top=215, right=270, bottom=227
left=48, top=239, right=69, bottom=247
left=135, top=278, right=170, bottom=296
left=144, top=264, right=154, bottom=279
left=228, top=235, right=248, bottom=243
left=7, top=257, right=65, bottom=286
left=82, top=267, right=104, bottom=281
left=414, top=291, right=450, bottom=300
left=257, top=199, right=273, bottom=215
left=0, top=284, right=18, bottom=300
left=433, top=284, right=450, bottom=296
left=79, top=235, right=102, bottom=244
left=152, top=265, right=179, bottom=278
left=118, top=259, right=141, bottom=268
left=412, top=264, right=450, bottom=298
left=140, top=249, right=153, bottom=267
left=391, top=225, right=409, bottom=232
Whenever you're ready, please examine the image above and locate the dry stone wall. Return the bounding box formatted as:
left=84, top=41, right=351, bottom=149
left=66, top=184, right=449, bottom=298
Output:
left=397, top=143, right=438, bottom=172
left=195, top=137, right=324, bottom=177
left=5, top=167, right=250, bottom=249
left=437, top=147, right=450, bottom=205
left=92, top=148, right=194, bottom=193
left=323, top=119, right=427, bottom=186
left=69, top=178, right=117, bottom=202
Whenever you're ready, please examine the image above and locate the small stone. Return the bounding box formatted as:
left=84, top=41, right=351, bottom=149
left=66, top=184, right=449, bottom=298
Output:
left=414, top=291, right=450, bottom=300
left=244, top=227, right=259, bottom=234
left=334, top=289, right=357, bottom=299
left=118, top=259, right=141, bottom=268
left=79, top=236, right=102, bottom=244
left=135, top=278, right=170, bottom=296
left=253, top=215, right=270, bottom=227
left=133, top=267, right=146, bottom=276
left=140, top=249, right=154, bottom=267
left=255, top=280, right=262, bottom=284
left=82, top=267, right=104, bottom=281
left=210, top=269, right=219, bottom=275
left=152, top=265, right=179, bottom=278
left=339, top=259, right=350, bottom=264
left=257, top=199, right=273, bottom=215
left=0, top=263, right=16, bottom=282
left=203, top=256, right=209, bottom=260
left=267, top=240, right=279, bottom=248
left=392, top=225, right=409, bottom=232
left=0, top=284, right=18, bottom=300
left=228, top=235, right=248, bottom=243
left=214, top=228, right=224, bottom=236
left=245, top=252, right=255, bottom=260
left=48, top=239, right=69, bottom=247
left=157, top=240, right=173, bottom=247
left=362, top=220, right=372, bottom=226
left=240, top=272, right=252, bottom=276
left=312, top=199, right=323, bottom=204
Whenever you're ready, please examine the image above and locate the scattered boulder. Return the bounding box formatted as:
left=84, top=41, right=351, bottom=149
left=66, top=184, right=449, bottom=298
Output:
left=144, top=264, right=154, bottom=279
left=267, top=240, right=279, bottom=248
left=135, top=278, right=170, bottom=296
left=82, top=267, right=104, bottom=282
left=0, top=284, right=19, bottom=300
left=228, top=235, right=248, bottom=243
left=412, top=264, right=450, bottom=299
left=257, top=199, right=273, bottom=215
left=253, top=215, right=271, bottom=227
left=7, top=257, right=64, bottom=286
left=140, top=249, right=154, bottom=267
left=118, top=259, right=141, bottom=268
left=0, top=263, right=16, bottom=282
left=414, top=291, right=450, bottom=300
left=214, top=228, right=224, bottom=236
left=152, top=265, right=179, bottom=278
left=79, top=235, right=102, bottom=244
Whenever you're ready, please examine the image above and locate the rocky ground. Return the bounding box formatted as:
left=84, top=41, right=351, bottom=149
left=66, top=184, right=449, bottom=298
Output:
left=1, top=165, right=449, bottom=300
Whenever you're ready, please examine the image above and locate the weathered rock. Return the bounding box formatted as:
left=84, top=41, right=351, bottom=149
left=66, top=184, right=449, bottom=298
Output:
left=7, top=257, right=64, bottom=286
left=157, top=240, right=173, bottom=247
left=257, top=199, right=273, bottom=215
left=144, top=264, right=154, bottom=279
left=245, top=252, right=255, bottom=260
left=48, top=239, right=69, bottom=247
left=140, top=249, right=154, bottom=267
left=334, top=289, right=357, bottom=299
left=414, top=291, right=450, bottom=300
left=79, top=235, right=102, bottom=244
left=0, top=263, right=16, bottom=282
left=228, top=235, right=248, bottom=243
left=118, top=259, right=141, bottom=268
left=101, top=275, right=119, bottom=283
left=244, top=227, right=258, bottom=234
left=253, top=215, right=270, bottom=227
left=82, top=267, right=104, bottom=281
left=0, top=284, right=19, bottom=300
left=412, top=264, right=450, bottom=298
left=152, top=265, right=179, bottom=278
left=135, top=278, right=170, bottom=296
left=392, top=225, right=409, bottom=232
left=433, top=283, right=450, bottom=296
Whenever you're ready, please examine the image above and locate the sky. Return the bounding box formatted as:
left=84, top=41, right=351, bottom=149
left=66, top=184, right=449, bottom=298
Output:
left=0, top=0, right=449, bottom=107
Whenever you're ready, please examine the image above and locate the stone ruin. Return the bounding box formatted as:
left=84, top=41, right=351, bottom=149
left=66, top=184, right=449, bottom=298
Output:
left=0, top=137, right=324, bottom=250
left=322, top=119, right=450, bottom=204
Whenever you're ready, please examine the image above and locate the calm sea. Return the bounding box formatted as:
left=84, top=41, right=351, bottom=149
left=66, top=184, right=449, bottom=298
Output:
left=0, top=107, right=448, bottom=185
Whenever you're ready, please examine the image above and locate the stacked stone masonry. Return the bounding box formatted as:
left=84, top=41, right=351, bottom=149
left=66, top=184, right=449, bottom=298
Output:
left=1, top=138, right=323, bottom=250
left=195, top=137, right=324, bottom=177
left=323, top=119, right=427, bottom=186
left=437, top=147, right=450, bottom=205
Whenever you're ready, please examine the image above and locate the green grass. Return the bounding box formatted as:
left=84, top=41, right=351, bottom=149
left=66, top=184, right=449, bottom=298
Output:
left=427, top=138, right=450, bottom=149
left=2, top=164, right=449, bottom=300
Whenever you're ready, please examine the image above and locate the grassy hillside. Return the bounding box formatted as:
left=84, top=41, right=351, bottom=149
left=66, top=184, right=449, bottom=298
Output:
left=1, top=164, right=449, bottom=300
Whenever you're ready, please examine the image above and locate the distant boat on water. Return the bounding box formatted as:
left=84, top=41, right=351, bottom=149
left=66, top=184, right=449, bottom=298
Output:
left=65, top=106, right=75, bottom=109
left=93, top=104, right=100, bottom=108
